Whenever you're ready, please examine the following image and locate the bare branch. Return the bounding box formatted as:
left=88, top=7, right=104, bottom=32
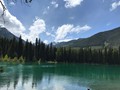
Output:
left=25, top=0, right=32, bottom=3
left=0, top=0, right=6, bottom=23
left=0, top=0, right=32, bottom=23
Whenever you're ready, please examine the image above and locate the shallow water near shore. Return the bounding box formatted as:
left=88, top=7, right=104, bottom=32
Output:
left=0, top=63, right=120, bottom=90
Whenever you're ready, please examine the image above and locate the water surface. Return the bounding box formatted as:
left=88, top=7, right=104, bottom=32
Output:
left=0, top=63, right=120, bottom=90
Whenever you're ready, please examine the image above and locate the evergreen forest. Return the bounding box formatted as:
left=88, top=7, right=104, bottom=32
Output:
left=0, top=36, right=120, bottom=65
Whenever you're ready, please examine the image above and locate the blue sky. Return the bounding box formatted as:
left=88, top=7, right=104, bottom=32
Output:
left=0, top=0, right=120, bottom=43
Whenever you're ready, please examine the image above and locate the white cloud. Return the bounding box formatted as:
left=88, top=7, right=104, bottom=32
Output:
left=64, top=0, right=83, bottom=8
left=46, top=32, right=51, bottom=36
left=51, top=1, right=59, bottom=8
left=0, top=0, right=90, bottom=44
left=55, top=24, right=91, bottom=42
left=0, top=0, right=46, bottom=43
left=55, top=24, right=73, bottom=41
left=26, top=17, right=46, bottom=43
left=0, top=0, right=25, bottom=37
left=110, top=1, right=120, bottom=11
left=47, top=6, right=50, bottom=10
left=9, top=1, right=15, bottom=6
left=18, top=18, right=46, bottom=43
left=71, top=25, right=91, bottom=33
left=57, top=38, right=73, bottom=42
left=43, top=40, right=49, bottom=44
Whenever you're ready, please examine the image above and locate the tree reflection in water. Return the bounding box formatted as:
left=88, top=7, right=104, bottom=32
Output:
left=0, top=64, right=120, bottom=90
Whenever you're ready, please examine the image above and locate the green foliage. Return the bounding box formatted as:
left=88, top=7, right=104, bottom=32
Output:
left=0, top=36, right=120, bottom=65
left=12, top=57, right=18, bottom=62
left=18, top=56, right=25, bottom=63
left=3, top=54, right=9, bottom=62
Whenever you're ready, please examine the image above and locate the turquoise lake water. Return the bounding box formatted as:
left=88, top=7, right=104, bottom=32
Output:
left=0, top=63, right=120, bottom=90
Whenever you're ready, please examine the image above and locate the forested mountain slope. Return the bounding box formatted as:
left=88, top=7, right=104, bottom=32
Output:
left=56, top=27, right=120, bottom=47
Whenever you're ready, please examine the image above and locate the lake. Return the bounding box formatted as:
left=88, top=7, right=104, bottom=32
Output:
left=0, top=63, right=120, bottom=90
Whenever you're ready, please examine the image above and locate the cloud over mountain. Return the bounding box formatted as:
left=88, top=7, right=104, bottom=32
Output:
left=0, top=0, right=46, bottom=43
left=0, top=0, right=25, bottom=37
left=55, top=24, right=91, bottom=42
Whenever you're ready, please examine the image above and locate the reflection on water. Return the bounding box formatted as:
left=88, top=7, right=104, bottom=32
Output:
left=0, top=64, right=120, bottom=90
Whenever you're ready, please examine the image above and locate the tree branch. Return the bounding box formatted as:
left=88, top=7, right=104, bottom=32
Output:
left=0, top=0, right=32, bottom=23
left=0, top=0, right=6, bottom=23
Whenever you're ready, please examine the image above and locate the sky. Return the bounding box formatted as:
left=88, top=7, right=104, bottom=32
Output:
left=0, top=0, right=120, bottom=44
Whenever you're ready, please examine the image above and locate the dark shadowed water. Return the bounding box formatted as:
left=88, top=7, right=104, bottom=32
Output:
left=0, top=63, right=120, bottom=90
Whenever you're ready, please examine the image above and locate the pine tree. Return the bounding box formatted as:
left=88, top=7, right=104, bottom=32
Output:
left=18, top=36, right=23, bottom=58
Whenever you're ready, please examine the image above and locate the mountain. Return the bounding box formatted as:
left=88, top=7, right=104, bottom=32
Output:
left=0, top=26, right=18, bottom=40
left=56, top=27, right=120, bottom=47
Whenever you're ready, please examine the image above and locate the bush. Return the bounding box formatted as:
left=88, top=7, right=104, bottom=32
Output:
left=3, top=54, right=10, bottom=62
left=18, top=56, right=25, bottom=63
